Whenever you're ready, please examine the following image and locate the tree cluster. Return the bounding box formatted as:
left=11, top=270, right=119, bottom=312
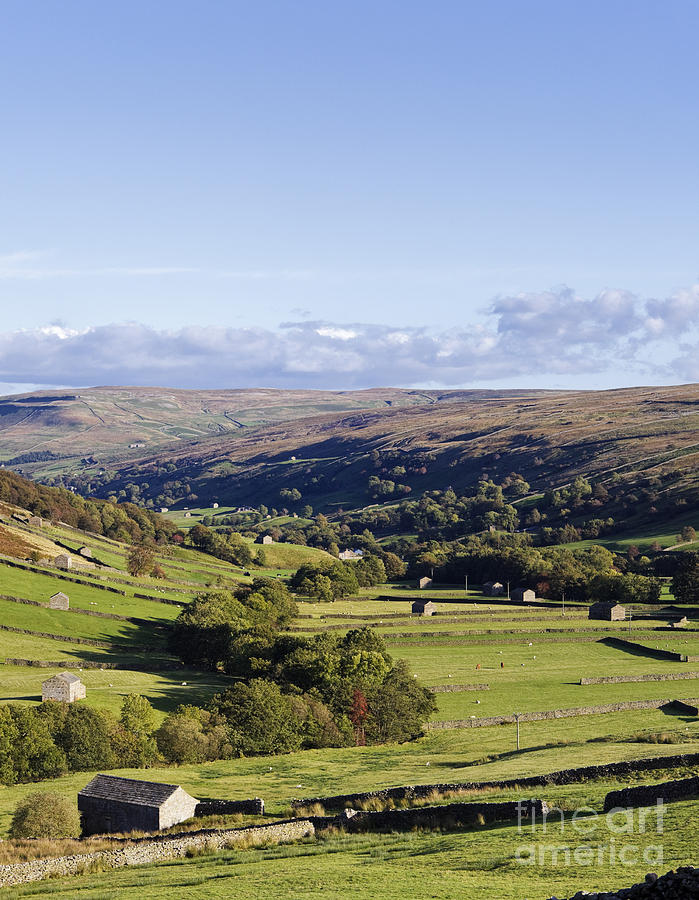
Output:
left=0, top=470, right=177, bottom=545
left=162, top=626, right=435, bottom=757
left=0, top=695, right=158, bottom=786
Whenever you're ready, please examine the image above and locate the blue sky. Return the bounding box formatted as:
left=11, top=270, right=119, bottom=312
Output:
left=1, top=0, right=699, bottom=392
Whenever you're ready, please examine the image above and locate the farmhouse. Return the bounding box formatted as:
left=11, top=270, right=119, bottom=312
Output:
left=54, top=553, right=72, bottom=570
left=42, top=672, right=86, bottom=703
left=256, top=534, right=274, bottom=545
left=412, top=599, right=436, bottom=616
left=418, top=576, right=433, bottom=589
left=589, top=600, right=626, bottom=621
left=339, top=549, right=363, bottom=561
left=511, top=588, right=536, bottom=603
left=48, top=591, right=69, bottom=610
left=483, top=581, right=504, bottom=596
left=78, top=774, right=199, bottom=836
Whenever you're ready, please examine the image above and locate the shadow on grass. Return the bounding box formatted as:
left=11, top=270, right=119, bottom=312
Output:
left=433, top=740, right=578, bottom=770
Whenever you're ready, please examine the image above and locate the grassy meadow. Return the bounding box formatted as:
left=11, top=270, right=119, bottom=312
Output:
left=0, top=509, right=697, bottom=898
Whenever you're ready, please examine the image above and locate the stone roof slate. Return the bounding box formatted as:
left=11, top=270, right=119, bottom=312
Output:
left=50, top=672, right=82, bottom=684
left=79, top=774, right=184, bottom=808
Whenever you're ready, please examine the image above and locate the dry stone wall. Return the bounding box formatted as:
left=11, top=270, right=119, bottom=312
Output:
left=4, top=657, right=180, bottom=671
left=0, top=557, right=126, bottom=594
left=292, top=752, right=699, bottom=811
left=386, top=635, right=603, bottom=647
left=429, top=683, right=489, bottom=693
left=603, top=776, right=699, bottom=812
left=600, top=636, right=697, bottom=662
left=316, top=798, right=547, bottom=833
left=0, top=592, right=147, bottom=623
left=426, top=697, right=699, bottom=730
left=547, top=866, right=698, bottom=900
left=195, top=798, right=265, bottom=816
left=0, top=819, right=314, bottom=888
left=580, top=672, right=699, bottom=685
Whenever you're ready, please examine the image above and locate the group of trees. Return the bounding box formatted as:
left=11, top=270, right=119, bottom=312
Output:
left=187, top=523, right=256, bottom=567
left=671, top=552, right=699, bottom=604
left=0, top=469, right=178, bottom=545
left=290, top=555, right=387, bottom=601
left=0, top=695, right=158, bottom=786
left=168, top=578, right=435, bottom=754
left=162, top=626, right=435, bottom=758
left=386, top=532, right=666, bottom=603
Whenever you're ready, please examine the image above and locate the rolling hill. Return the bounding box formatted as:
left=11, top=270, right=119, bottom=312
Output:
left=0, top=385, right=473, bottom=479
left=57, top=383, right=699, bottom=528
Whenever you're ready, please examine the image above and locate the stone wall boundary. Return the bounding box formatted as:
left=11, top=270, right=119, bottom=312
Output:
left=3, top=657, right=182, bottom=671
left=133, top=592, right=185, bottom=607
left=426, top=697, right=699, bottom=730
left=195, top=798, right=265, bottom=816
left=385, top=635, right=603, bottom=647
left=603, top=776, right=699, bottom=812
left=600, top=636, right=695, bottom=662
left=0, top=623, right=119, bottom=649
left=0, top=556, right=126, bottom=595
left=0, top=592, right=151, bottom=624
left=316, top=798, right=547, bottom=833
left=580, top=672, right=699, bottom=685
left=0, top=819, right=314, bottom=887
left=292, top=625, right=689, bottom=638
left=429, top=683, right=490, bottom=693
left=292, top=752, right=699, bottom=811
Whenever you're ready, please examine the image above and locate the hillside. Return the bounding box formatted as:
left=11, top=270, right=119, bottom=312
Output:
left=51, top=384, right=699, bottom=541
left=0, top=385, right=473, bottom=479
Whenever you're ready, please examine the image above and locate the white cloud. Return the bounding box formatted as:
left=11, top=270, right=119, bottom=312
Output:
left=0, top=283, right=696, bottom=389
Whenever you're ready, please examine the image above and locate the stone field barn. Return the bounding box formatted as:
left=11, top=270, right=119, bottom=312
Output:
left=78, top=774, right=199, bottom=836
left=42, top=672, right=86, bottom=703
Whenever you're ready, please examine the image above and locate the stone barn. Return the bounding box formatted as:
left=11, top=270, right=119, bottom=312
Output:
left=78, top=546, right=93, bottom=558
left=511, top=588, right=536, bottom=603
left=412, top=599, right=436, bottom=616
left=42, top=672, right=86, bottom=703
left=54, top=553, right=72, bottom=570
left=589, top=600, right=625, bottom=621
left=29, top=516, right=43, bottom=527
left=418, top=576, right=433, bottom=589
left=483, top=581, right=504, bottom=596
left=48, top=591, right=70, bottom=610
left=78, top=774, right=199, bottom=836
left=256, top=534, right=273, bottom=545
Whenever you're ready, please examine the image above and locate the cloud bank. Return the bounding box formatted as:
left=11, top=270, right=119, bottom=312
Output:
left=1, top=285, right=698, bottom=390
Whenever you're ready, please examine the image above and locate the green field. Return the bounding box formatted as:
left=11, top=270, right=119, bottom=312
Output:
left=1, top=508, right=698, bottom=898
left=4, top=801, right=695, bottom=900
left=1, top=711, right=698, bottom=898
left=0, top=664, right=231, bottom=722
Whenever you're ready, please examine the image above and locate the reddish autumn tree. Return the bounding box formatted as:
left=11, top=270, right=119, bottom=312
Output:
left=349, top=689, right=369, bottom=746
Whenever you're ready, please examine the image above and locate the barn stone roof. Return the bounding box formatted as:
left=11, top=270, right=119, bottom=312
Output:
left=45, top=672, right=82, bottom=685
left=79, top=774, right=185, bottom=808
